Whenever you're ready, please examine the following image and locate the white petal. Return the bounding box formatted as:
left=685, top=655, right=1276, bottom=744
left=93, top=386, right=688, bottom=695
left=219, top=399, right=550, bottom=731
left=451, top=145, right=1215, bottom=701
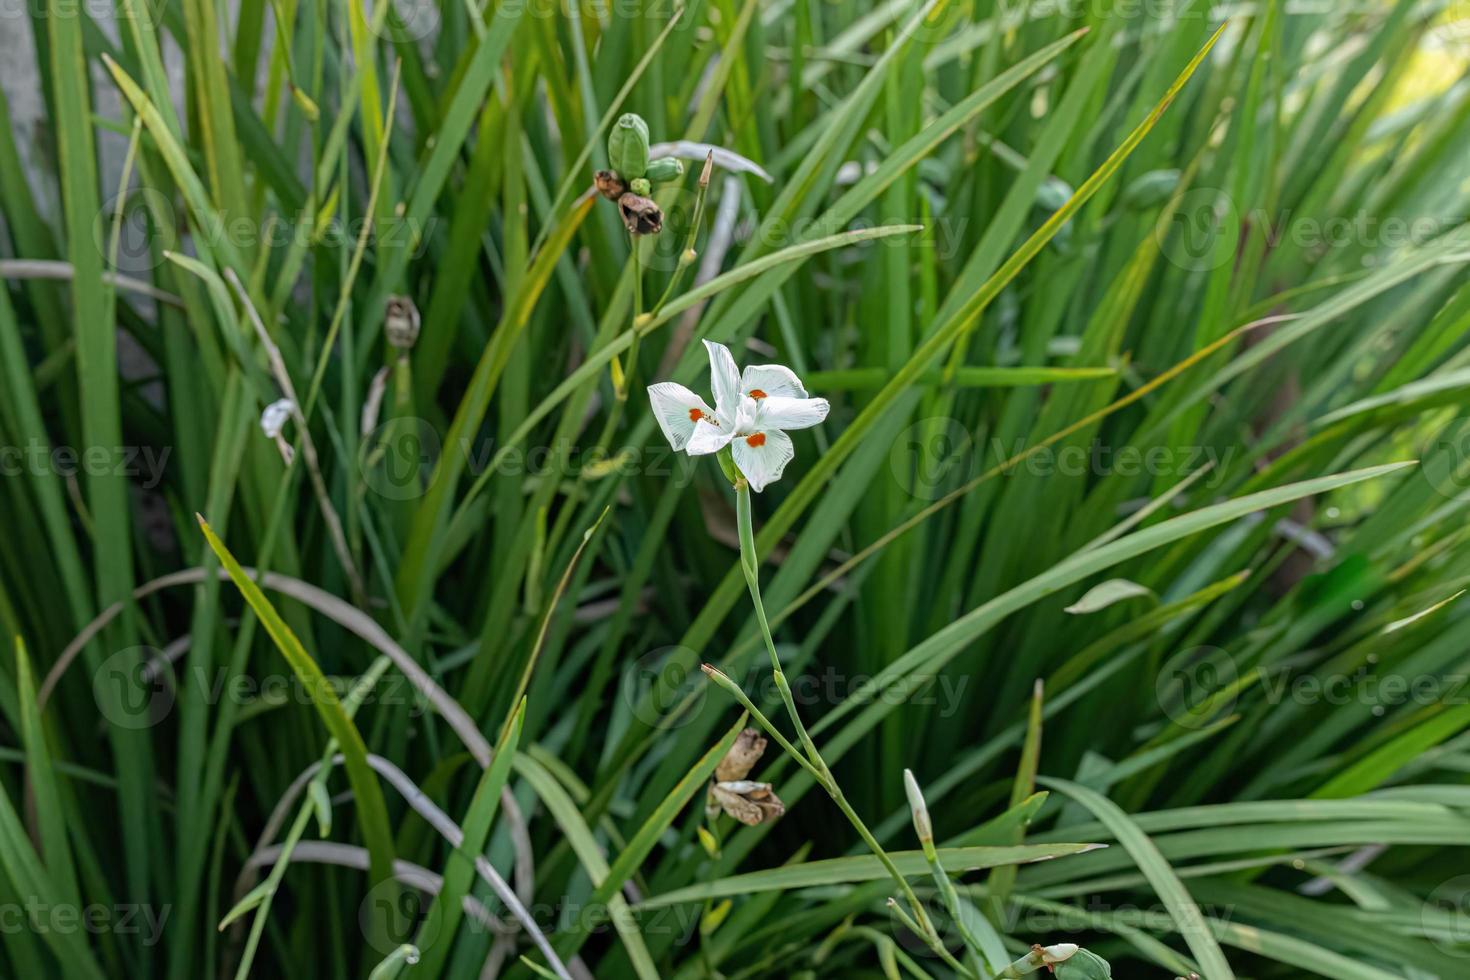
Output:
left=732, top=428, right=794, bottom=492
left=704, top=339, right=742, bottom=420
left=756, top=396, right=828, bottom=432
left=741, top=364, right=807, bottom=399
left=685, top=419, right=733, bottom=456
left=732, top=395, right=760, bottom=433
left=648, top=383, right=715, bottom=452
left=260, top=398, right=294, bottom=438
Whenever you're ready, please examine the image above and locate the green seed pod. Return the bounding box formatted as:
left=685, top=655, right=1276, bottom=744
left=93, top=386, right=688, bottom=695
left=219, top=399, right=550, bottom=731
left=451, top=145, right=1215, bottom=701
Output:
left=608, top=113, right=650, bottom=179
left=645, top=156, right=684, bottom=182
left=630, top=177, right=652, bottom=196
left=1054, top=949, right=1112, bottom=979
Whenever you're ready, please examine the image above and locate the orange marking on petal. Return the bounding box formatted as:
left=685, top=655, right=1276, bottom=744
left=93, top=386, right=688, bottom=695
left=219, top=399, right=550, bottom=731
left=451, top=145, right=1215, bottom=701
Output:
left=749, top=389, right=767, bottom=399
left=688, top=407, right=704, bottom=422
left=746, top=433, right=767, bottom=448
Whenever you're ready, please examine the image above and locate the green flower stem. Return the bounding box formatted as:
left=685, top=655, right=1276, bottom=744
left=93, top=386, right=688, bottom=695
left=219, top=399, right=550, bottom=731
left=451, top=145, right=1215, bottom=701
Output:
left=910, top=771, right=995, bottom=973
left=392, top=353, right=413, bottom=412
left=597, top=238, right=645, bottom=453
left=649, top=153, right=713, bottom=318
left=607, top=160, right=710, bottom=443
left=995, top=949, right=1050, bottom=978
left=926, top=850, right=992, bottom=976
left=700, top=666, right=825, bottom=785
left=616, top=243, right=643, bottom=402
left=727, top=474, right=975, bottom=979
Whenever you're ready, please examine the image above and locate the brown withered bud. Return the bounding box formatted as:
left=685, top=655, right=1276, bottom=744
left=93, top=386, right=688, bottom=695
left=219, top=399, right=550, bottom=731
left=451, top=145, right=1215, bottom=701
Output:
left=708, top=781, right=785, bottom=826
left=705, top=729, right=785, bottom=826
left=384, top=295, right=421, bottom=350
left=716, top=729, right=767, bottom=782
left=617, top=192, right=663, bottom=236
left=594, top=169, right=626, bottom=200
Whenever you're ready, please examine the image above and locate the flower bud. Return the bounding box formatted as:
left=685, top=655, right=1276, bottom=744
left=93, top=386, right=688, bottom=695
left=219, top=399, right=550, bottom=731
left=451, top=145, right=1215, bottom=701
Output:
left=260, top=398, right=294, bottom=439
left=1040, top=943, right=1078, bottom=964
left=384, top=295, right=421, bottom=350
left=903, top=769, right=932, bottom=845
left=645, top=156, right=684, bottom=182
left=716, top=729, right=768, bottom=782
left=630, top=177, right=652, bottom=196
left=608, top=113, right=650, bottom=179
left=618, top=192, right=663, bottom=236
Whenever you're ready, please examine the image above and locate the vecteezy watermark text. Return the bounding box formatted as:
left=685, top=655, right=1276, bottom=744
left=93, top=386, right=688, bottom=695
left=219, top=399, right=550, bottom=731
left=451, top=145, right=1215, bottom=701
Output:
left=1, top=440, right=170, bottom=489
left=0, top=900, right=170, bottom=945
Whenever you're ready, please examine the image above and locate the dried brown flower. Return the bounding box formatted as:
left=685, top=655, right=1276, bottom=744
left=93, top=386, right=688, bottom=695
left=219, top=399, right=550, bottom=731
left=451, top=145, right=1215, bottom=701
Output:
left=384, top=295, right=421, bottom=350
left=594, top=169, right=626, bottom=200
left=706, top=728, right=785, bottom=826
left=617, top=192, right=663, bottom=236
left=716, top=728, right=767, bottom=782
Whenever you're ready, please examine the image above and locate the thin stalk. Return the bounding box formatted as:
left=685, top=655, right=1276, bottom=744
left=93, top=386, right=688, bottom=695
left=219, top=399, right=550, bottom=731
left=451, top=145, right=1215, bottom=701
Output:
left=230, top=655, right=392, bottom=979
left=618, top=243, right=644, bottom=402
left=648, top=152, right=715, bottom=317
left=994, top=947, right=1053, bottom=978
left=727, top=474, right=975, bottom=979
left=225, top=269, right=367, bottom=607
left=596, top=239, right=645, bottom=451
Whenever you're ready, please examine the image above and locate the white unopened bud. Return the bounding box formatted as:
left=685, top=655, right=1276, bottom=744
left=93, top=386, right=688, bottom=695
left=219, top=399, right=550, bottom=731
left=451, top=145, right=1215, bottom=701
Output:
left=260, top=398, right=295, bottom=439
left=1041, top=943, right=1079, bottom=964
left=903, top=769, right=932, bottom=844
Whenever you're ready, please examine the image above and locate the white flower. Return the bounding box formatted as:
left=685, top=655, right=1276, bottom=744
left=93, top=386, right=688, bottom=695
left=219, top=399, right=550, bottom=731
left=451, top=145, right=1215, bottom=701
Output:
left=260, top=398, right=295, bottom=439
left=647, top=340, right=829, bottom=492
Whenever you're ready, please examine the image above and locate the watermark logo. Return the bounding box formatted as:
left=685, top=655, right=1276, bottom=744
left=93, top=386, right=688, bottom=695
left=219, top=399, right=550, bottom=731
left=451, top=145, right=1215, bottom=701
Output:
left=0, top=900, right=170, bottom=944
left=94, top=646, right=175, bottom=730
left=621, top=646, right=707, bottom=730
left=365, top=0, right=440, bottom=41
left=886, top=895, right=966, bottom=959
left=0, top=440, right=171, bottom=489
left=637, top=184, right=703, bottom=274
left=1425, top=875, right=1470, bottom=956
left=891, top=417, right=975, bottom=500
left=1423, top=418, right=1470, bottom=500
left=361, top=417, right=440, bottom=501
left=360, top=878, right=440, bottom=956
left=1156, top=645, right=1236, bottom=729
left=1157, top=187, right=1238, bottom=272
left=95, top=186, right=175, bottom=270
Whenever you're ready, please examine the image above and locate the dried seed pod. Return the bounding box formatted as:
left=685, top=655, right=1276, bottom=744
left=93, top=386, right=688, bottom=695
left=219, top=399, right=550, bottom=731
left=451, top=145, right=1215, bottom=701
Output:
left=384, top=295, right=421, bottom=350
left=708, top=781, right=785, bottom=826
left=617, top=192, right=663, bottom=236
left=716, top=729, right=767, bottom=782
left=645, top=156, right=684, bottom=182
left=594, top=169, right=626, bottom=200
left=608, top=113, right=650, bottom=180
left=705, top=730, right=784, bottom=825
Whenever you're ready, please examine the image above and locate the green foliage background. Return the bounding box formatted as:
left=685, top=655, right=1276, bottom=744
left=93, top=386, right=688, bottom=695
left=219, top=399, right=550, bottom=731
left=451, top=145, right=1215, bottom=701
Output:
left=2, top=0, right=1470, bottom=975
